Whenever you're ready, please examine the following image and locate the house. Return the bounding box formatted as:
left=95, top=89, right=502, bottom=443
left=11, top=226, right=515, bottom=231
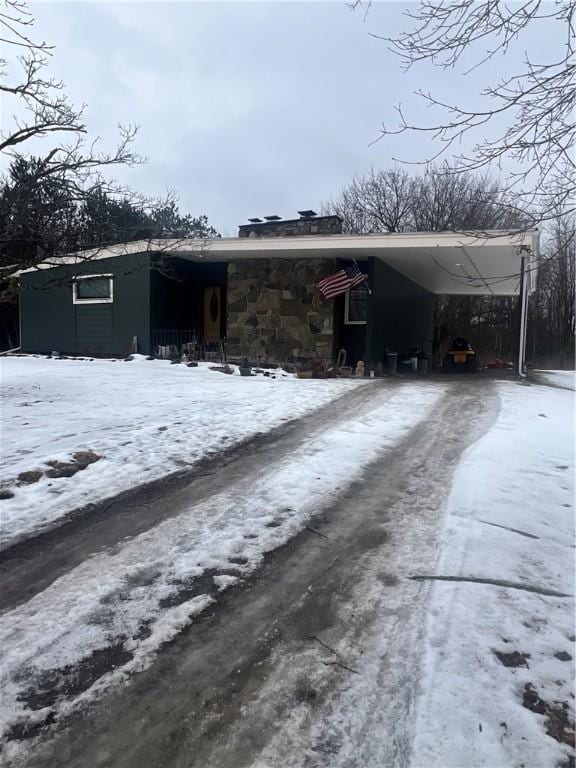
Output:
left=19, top=213, right=538, bottom=372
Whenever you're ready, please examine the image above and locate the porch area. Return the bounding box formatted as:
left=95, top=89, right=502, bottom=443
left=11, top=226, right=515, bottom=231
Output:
left=149, top=258, right=227, bottom=360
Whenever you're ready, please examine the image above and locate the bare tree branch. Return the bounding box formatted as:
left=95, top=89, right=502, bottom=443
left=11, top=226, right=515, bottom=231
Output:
left=0, top=0, right=52, bottom=55
left=0, top=0, right=221, bottom=283
left=353, top=0, right=575, bottom=226
left=323, top=165, right=526, bottom=234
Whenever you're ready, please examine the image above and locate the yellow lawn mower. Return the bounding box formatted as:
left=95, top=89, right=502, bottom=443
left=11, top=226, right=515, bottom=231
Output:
left=444, top=338, right=479, bottom=373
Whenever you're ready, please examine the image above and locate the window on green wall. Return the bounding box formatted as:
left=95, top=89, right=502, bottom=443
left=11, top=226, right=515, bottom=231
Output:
left=73, top=275, right=114, bottom=304
left=345, top=287, right=368, bottom=325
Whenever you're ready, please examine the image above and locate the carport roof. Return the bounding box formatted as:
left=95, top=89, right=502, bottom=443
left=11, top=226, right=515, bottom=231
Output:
left=28, top=229, right=539, bottom=296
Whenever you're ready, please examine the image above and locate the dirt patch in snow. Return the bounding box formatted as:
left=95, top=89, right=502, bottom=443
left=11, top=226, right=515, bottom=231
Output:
left=2, top=452, right=103, bottom=499
left=14, top=643, right=134, bottom=717
left=377, top=572, right=400, bottom=587
left=45, top=451, right=101, bottom=479
left=493, top=649, right=531, bottom=668
left=523, top=683, right=575, bottom=749
left=17, top=471, right=43, bottom=486
left=4, top=713, right=56, bottom=743
left=159, top=570, right=220, bottom=609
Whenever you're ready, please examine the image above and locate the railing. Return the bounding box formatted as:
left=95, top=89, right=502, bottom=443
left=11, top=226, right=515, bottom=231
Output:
left=151, top=330, right=226, bottom=362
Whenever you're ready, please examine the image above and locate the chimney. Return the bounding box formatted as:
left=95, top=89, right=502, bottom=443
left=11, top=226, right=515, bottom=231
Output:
left=238, top=211, right=343, bottom=238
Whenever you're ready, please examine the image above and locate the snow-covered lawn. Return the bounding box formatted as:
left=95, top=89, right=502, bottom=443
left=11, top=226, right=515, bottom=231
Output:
left=535, top=369, right=575, bottom=391
left=413, top=380, right=575, bottom=767
left=0, top=356, right=366, bottom=548
left=0, top=381, right=446, bottom=751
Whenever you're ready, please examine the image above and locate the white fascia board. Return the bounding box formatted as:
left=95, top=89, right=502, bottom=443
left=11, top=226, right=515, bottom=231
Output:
left=19, top=231, right=539, bottom=295
left=21, top=230, right=538, bottom=267
left=171, top=230, right=537, bottom=256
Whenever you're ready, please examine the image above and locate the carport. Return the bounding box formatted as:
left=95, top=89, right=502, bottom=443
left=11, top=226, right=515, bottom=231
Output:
left=152, top=229, right=539, bottom=373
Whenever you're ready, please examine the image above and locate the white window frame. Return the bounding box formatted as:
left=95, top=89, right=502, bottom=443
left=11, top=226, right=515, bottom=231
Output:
left=344, top=288, right=367, bottom=325
left=73, top=274, right=114, bottom=304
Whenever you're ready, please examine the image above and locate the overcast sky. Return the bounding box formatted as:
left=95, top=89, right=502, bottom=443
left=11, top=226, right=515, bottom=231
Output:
left=16, top=2, right=565, bottom=234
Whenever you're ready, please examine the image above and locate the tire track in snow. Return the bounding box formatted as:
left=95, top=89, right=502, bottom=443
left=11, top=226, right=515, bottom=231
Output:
left=409, top=574, right=572, bottom=598
left=0, top=380, right=384, bottom=612
left=0, top=382, right=446, bottom=759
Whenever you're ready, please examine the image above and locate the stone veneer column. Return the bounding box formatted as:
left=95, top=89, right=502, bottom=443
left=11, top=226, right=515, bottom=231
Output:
left=226, top=258, right=337, bottom=365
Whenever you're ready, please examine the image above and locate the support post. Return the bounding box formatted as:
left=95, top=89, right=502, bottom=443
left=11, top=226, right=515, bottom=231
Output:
left=517, top=255, right=529, bottom=377
left=362, top=257, right=377, bottom=370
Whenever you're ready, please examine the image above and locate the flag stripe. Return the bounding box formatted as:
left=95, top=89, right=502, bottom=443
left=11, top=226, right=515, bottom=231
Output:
left=317, top=270, right=346, bottom=289
left=316, top=263, right=367, bottom=299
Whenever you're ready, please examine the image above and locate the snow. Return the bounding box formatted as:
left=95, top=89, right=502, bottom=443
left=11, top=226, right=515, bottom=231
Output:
left=0, top=381, right=446, bottom=748
left=0, top=355, right=367, bottom=548
left=245, top=380, right=574, bottom=768
left=2, top=365, right=572, bottom=766
left=412, top=380, right=575, bottom=768
left=535, top=369, right=575, bottom=391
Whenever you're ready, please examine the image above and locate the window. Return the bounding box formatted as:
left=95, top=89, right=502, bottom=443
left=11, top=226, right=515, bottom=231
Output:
left=73, top=275, right=113, bottom=304
left=345, top=287, right=368, bottom=325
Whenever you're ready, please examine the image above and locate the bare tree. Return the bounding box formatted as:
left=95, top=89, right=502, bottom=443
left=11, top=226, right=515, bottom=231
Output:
left=324, top=167, right=414, bottom=232
left=410, top=169, right=523, bottom=231
left=353, top=0, right=575, bottom=226
left=324, top=165, right=522, bottom=233
left=0, top=0, right=146, bottom=275
left=528, top=208, right=575, bottom=367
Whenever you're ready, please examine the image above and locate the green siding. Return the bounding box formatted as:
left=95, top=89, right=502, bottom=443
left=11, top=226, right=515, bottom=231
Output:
left=20, top=253, right=151, bottom=356
left=335, top=288, right=366, bottom=367
left=335, top=258, right=434, bottom=367
left=112, top=255, right=151, bottom=354
left=364, top=257, right=434, bottom=366
left=20, top=273, right=76, bottom=354
left=75, top=305, right=114, bottom=355
left=20, top=252, right=433, bottom=364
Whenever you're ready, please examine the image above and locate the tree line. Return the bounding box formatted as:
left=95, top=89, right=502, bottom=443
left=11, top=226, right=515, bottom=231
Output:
left=0, top=157, right=219, bottom=280
left=0, top=166, right=219, bottom=348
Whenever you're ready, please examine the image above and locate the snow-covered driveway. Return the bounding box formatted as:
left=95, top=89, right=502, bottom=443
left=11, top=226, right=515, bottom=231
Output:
left=1, top=369, right=573, bottom=768
left=1, top=359, right=446, bottom=765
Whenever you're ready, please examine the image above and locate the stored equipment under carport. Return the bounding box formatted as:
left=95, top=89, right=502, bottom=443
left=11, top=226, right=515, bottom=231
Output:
left=444, top=338, right=479, bottom=373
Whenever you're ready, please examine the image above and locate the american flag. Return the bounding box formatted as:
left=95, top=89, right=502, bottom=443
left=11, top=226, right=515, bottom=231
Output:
left=316, top=263, right=368, bottom=300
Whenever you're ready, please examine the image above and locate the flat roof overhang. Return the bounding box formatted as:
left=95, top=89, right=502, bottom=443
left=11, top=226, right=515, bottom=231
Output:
left=25, top=230, right=539, bottom=296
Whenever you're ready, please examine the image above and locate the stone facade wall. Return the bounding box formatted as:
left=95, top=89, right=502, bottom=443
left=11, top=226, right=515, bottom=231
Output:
left=238, top=215, right=342, bottom=239
left=226, top=258, right=337, bottom=365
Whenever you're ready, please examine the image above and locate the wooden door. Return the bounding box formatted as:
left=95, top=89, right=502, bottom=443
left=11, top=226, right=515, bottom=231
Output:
left=203, top=286, right=222, bottom=342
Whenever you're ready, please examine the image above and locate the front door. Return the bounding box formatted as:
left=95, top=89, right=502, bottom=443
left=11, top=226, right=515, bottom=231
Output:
left=203, top=286, right=222, bottom=343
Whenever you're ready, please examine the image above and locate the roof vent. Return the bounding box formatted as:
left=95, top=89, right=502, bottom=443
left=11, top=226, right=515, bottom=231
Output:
left=248, top=217, right=263, bottom=223
left=263, top=215, right=282, bottom=221
left=298, top=209, right=317, bottom=218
